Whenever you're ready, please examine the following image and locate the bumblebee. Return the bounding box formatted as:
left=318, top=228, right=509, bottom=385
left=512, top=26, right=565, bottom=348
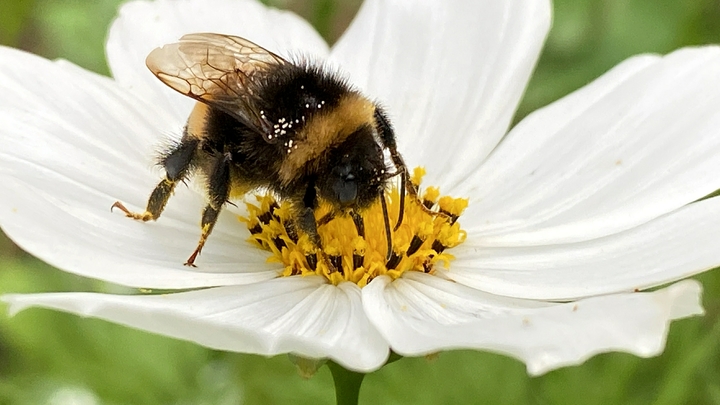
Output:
left=112, top=33, right=426, bottom=267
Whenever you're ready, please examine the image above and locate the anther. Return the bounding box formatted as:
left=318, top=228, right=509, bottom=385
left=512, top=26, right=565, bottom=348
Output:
left=386, top=252, right=402, bottom=270
left=257, top=211, right=274, bottom=225
left=423, top=261, right=433, bottom=273
left=353, top=253, right=364, bottom=270
left=330, top=255, right=343, bottom=274
left=273, top=237, right=287, bottom=251
left=438, top=208, right=459, bottom=224
left=431, top=240, right=447, bottom=254
left=249, top=224, right=263, bottom=235
left=406, top=235, right=425, bottom=256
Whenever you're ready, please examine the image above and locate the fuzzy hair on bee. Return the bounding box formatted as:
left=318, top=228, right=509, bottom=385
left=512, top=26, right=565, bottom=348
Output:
left=112, top=33, right=429, bottom=268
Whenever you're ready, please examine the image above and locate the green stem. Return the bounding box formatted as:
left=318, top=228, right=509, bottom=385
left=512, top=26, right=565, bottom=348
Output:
left=328, top=361, right=365, bottom=405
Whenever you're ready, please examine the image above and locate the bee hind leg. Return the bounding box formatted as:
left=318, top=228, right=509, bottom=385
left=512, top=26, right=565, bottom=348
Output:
left=111, top=178, right=176, bottom=221
left=184, top=204, right=223, bottom=267
left=184, top=152, right=231, bottom=267
left=112, top=137, right=199, bottom=222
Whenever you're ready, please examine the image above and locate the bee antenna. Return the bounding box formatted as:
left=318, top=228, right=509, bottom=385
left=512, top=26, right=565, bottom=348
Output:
left=386, top=146, right=410, bottom=232
left=380, top=189, right=393, bottom=261
left=394, top=169, right=406, bottom=231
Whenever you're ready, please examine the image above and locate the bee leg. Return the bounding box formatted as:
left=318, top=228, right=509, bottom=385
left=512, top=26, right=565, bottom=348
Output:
left=373, top=108, right=450, bottom=223
left=185, top=152, right=231, bottom=267
left=282, top=220, right=300, bottom=244
left=111, top=179, right=176, bottom=221
left=374, top=107, right=409, bottom=228
left=184, top=204, right=222, bottom=267
left=297, top=207, right=336, bottom=273
left=296, top=184, right=337, bottom=273
left=349, top=210, right=364, bottom=237
left=317, top=212, right=335, bottom=227
left=111, top=137, right=199, bottom=221
left=298, top=206, right=322, bottom=250
left=388, top=146, right=450, bottom=222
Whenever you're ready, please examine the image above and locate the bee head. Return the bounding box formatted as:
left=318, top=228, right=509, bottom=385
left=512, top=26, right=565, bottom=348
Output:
left=320, top=125, right=387, bottom=210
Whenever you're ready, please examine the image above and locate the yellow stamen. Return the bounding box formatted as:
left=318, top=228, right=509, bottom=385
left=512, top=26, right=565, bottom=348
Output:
left=239, top=168, right=468, bottom=286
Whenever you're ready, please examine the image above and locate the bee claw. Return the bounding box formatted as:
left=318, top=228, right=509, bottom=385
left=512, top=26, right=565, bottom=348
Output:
left=110, top=201, right=129, bottom=214
left=111, top=201, right=154, bottom=221
left=185, top=240, right=206, bottom=267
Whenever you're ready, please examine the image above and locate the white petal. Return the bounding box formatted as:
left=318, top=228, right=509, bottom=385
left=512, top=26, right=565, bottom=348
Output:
left=364, top=272, right=702, bottom=376
left=447, top=197, right=720, bottom=300
left=0, top=47, right=277, bottom=288
left=330, top=0, right=551, bottom=191
left=460, top=46, right=720, bottom=245
left=106, top=0, right=329, bottom=122
left=3, top=276, right=389, bottom=372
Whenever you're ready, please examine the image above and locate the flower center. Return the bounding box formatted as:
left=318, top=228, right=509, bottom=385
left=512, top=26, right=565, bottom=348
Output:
left=240, top=168, right=467, bottom=287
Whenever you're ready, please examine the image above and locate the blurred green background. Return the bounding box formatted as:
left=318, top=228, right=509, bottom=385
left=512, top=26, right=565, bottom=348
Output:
left=2, top=0, right=720, bottom=404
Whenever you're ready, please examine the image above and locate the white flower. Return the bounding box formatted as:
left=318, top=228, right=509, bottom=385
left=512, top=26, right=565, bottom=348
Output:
left=2, top=0, right=720, bottom=376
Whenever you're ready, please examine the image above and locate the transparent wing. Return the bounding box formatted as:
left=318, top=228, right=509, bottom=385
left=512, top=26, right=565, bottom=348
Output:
left=146, top=33, right=289, bottom=142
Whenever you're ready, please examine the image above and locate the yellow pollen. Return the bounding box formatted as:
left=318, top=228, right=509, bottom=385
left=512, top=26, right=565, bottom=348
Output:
left=240, top=168, right=468, bottom=287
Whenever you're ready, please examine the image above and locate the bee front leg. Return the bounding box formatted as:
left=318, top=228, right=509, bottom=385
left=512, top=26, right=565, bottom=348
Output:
left=185, top=152, right=231, bottom=267
left=373, top=108, right=449, bottom=225
left=298, top=206, right=322, bottom=250
left=296, top=183, right=337, bottom=273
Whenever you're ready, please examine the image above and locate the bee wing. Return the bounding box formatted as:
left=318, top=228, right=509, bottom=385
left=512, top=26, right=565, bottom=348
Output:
left=146, top=33, right=288, bottom=142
